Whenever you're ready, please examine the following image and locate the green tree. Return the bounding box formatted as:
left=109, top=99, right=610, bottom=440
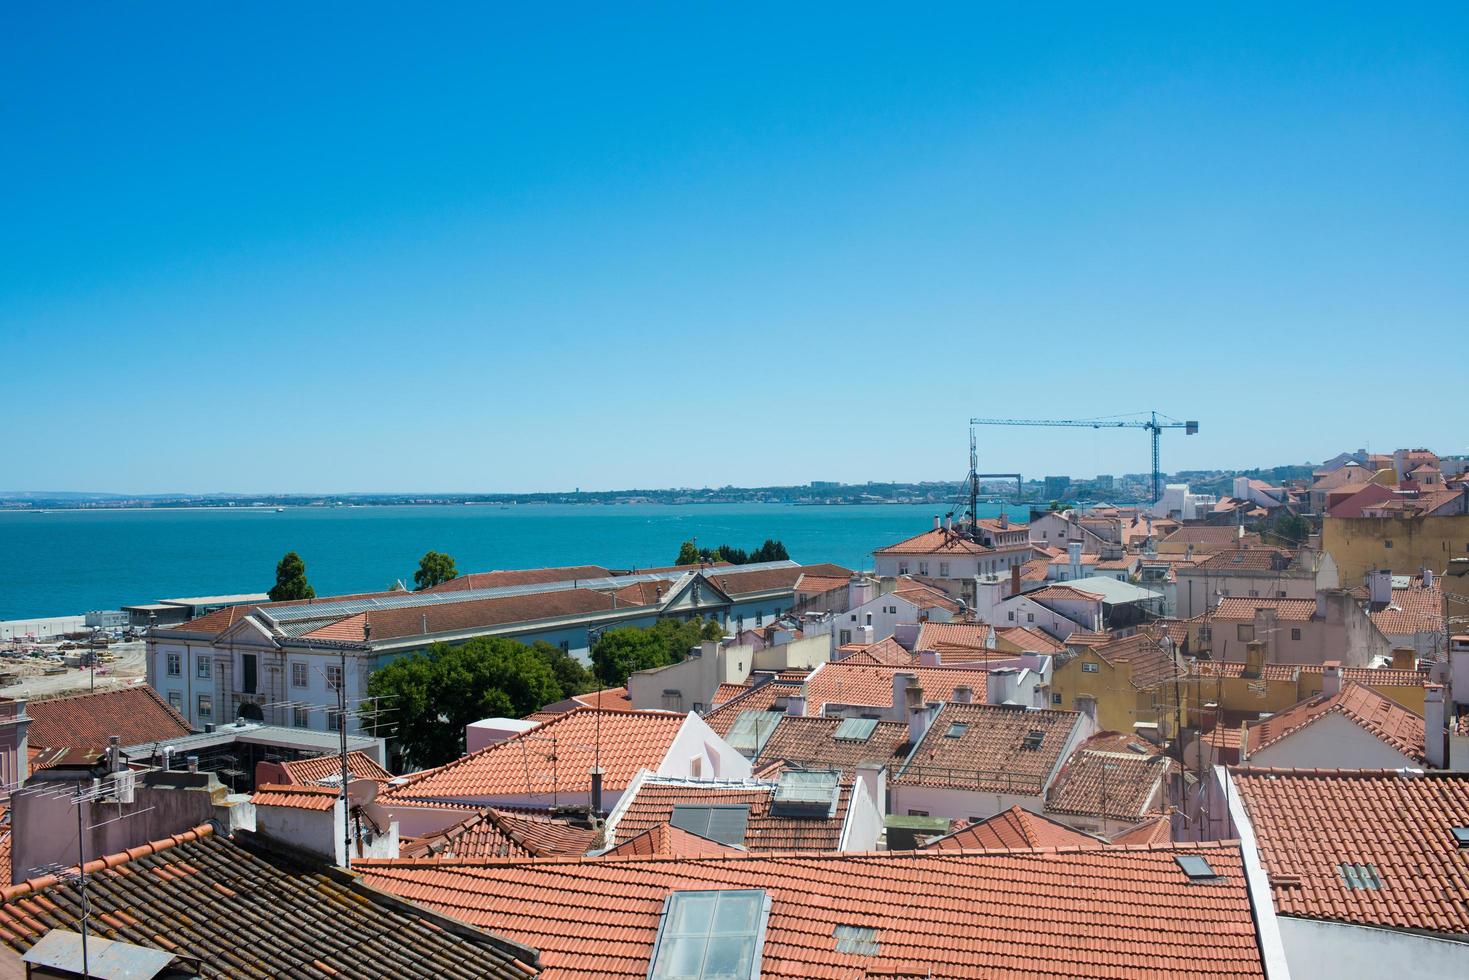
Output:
left=590, top=627, right=670, bottom=686
left=413, top=550, right=458, bottom=591
left=749, top=539, right=790, bottom=563
left=268, top=551, right=316, bottom=602
left=1266, top=511, right=1312, bottom=547
left=675, top=540, right=700, bottom=566
left=529, top=640, right=595, bottom=696
left=367, top=636, right=563, bottom=769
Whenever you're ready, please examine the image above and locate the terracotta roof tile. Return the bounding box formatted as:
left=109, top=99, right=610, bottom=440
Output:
left=427, top=565, right=613, bottom=592
left=1028, top=584, right=1105, bottom=603
left=1369, top=582, right=1446, bottom=637
left=301, top=588, right=630, bottom=642
left=356, top=843, right=1267, bottom=978
left=700, top=682, right=803, bottom=737
left=994, top=626, right=1067, bottom=655
left=836, top=637, right=915, bottom=666
left=1232, top=768, right=1469, bottom=934
left=889, top=580, right=962, bottom=614
left=0, top=828, right=535, bottom=977
left=1193, top=548, right=1295, bottom=572
left=402, top=808, right=598, bottom=859
left=1246, top=683, right=1425, bottom=762
left=251, top=783, right=339, bottom=811
left=1045, top=733, right=1174, bottom=821
left=381, top=709, right=687, bottom=806
left=704, top=563, right=852, bottom=598
left=601, top=822, right=740, bottom=857
left=1210, top=597, right=1318, bottom=622
left=804, top=662, right=989, bottom=713
left=26, top=685, right=192, bottom=754
left=709, top=682, right=752, bottom=708
left=272, top=750, right=393, bottom=786
left=1091, top=628, right=1182, bottom=690
left=754, top=716, right=912, bottom=774
left=873, top=528, right=993, bottom=556
left=922, top=805, right=1098, bottom=850
left=1108, top=815, right=1173, bottom=846
left=894, top=702, right=1082, bottom=794
left=612, top=776, right=851, bottom=852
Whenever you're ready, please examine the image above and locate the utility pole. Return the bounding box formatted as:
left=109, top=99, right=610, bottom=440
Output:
left=339, top=638, right=353, bottom=870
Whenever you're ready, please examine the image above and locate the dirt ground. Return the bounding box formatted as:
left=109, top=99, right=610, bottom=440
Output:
left=0, top=639, right=149, bottom=700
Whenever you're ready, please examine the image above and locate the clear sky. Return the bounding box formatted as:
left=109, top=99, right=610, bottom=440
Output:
left=3, top=4, right=1466, bottom=494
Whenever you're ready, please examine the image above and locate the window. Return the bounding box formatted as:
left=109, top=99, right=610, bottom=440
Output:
left=689, top=756, right=702, bottom=778
left=1237, top=624, right=1255, bottom=642
left=898, top=563, right=909, bottom=575
left=939, top=562, right=950, bottom=577
left=1021, top=730, right=1045, bottom=750
left=291, top=662, right=308, bottom=687
left=328, top=709, right=342, bottom=732
left=167, top=691, right=183, bottom=711
left=944, top=722, right=968, bottom=738
left=839, top=630, right=852, bottom=645
left=166, top=653, right=181, bottom=677
left=1198, top=625, right=1212, bottom=645
left=1384, top=539, right=1393, bottom=549
left=1051, top=693, right=1063, bottom=705
left=1007, top=611, right=1015, bottom=621
left=326, top=664, right=343, bottom=690
left=1291, top=628, right=1302, bottom=641
left=1277, top=591, right=1287, bottom=598
left=918, top=562, right=929, bottom=576
left=865, top=613, right=872, bottom=625
left=1176, top=854, right=1221, bottom=881
left=241, top=653, right=258, bottom=695
left=1081, top=662, right=1100, bottom=673
left=907, top=809, right=929, bottom=817
left=293, top=706, right=309, bottom=728
left=849, top=614, right=857, bottom=622
left=649, top=889, right=768, bottom=980
left=197, top=694, right=212, bottom=719
left=197, top=658, right=211, bottom=679
left=1248, top=589, right=1259, bottom=597
left=1026, top=613, right=1035, bottom=623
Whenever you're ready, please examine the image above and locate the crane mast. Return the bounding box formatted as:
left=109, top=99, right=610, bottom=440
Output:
left=968, top=412, right=1199, bottom=503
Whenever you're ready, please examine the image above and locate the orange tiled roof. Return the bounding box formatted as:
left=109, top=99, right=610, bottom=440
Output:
left=1020, top=557, right=1051, bottom=582
left=1232, top=768, right=1469, bottom=933
left=890, top=580, right=962, bottom=614
left=381, top=708, right=687, bottom=806
left=705, top=563, right=852, bottom=598
left=601, top=823, right=740, bottom=858
left=994, top=626, right=1066, bottom=654
left=1370, top=583, right=1446, bottom=637
left=1045, top=733, right=1174, bottom=821
left=804, top=662, right=989, bottom=713
left=1192, top=548, right=1295, bottom=573
left=1091, top=629, right=1182, bottom=690
left=893, top=702, right=1082, bottom=794
left=1210, top=597, right=1318, bottom=622
left=1028, top=584, right=1105, bottom=603
left=612, top=776, right=852, bottom=852
left=355, top=843, right=1267, bottom=978
left=795, top=573, right=850, bottom=597
left=913, top=622, right=989, bottom=652
left=709, top=682, right=752, bottom=708
left=1109, top=815, right=1173, bottom=846
left=754, top=716, right=913, bottom=774
left=1247, top=683, right=1425, bottom=762
left=1189, top=660, right=1429, bottom=688
left=922, top=805, right=1097, bottom=850
left=26, top=685, right=192, bottom=754
left=426, top=565, right=613, bottom=592
left=300, top=588, right=631, bottom=642
left=402, top=808, right=598, bottom=859
left=275, top=750, right=393, bottom=786
left=700, top=682, right=803, bottom=737
left=873, top=528, right=992, bottom=556
left=252, top=783, right=339, bottom=811
left=837, top=637, right=915, bottom=666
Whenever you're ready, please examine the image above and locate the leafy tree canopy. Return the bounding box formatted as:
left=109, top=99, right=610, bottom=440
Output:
left=268, top=551, right=316, bottom=602
left=413, top=550, right=458, bottom=591
left=672, top=539, right=791, bottom=566
left=367, top=636, right=566, bottom=769
left=591, top=617, right=726, bottom=686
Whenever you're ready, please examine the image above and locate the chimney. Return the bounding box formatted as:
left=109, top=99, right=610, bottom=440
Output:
left=106, top=735, right=122, bottom=774
left=917, top=649, right=941, bottom=667
left=1424, top=685, right=1446, bottom=769
left=1423, top=568, right=1435, bottom=590
left=590, top=767, right=605, bottom=816
left=999, top=510, right=1009, bottom=530
left=905, top=681, right=929, bottom=744
left=186, top=755, right=199, bottom=773
left=1243, top=641, right=1265, bottom=679
left=953, top=685, right=974, bottom=704
left=1367, top=569, right=1392, bottom=606
left=1010, top=563, right=1021, bottom=598
left=933, top=515, right=942, bottom=531
left=1321, top=661, right=1343, bottom=698
left=1391, top=647, right=1416, bottom=671
left=785, top=695, right=806, bottom=716
left=944, top=515, right=953, bottom=531
left=892, top=672, right=916, bottom=714
left=848, top=575, right=877, bottom=610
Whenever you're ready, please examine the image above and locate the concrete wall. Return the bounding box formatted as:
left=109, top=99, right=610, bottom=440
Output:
left=255, top=798, right=344, bottom=863
left=752, top=634, right=830, bottom=673
left=1324, top=513, right=1469, bottom=585
left=628, top=641, right=755, bottom=713
left=655, top=712, right=752, bottom=782
left=837, top=775, right=884, bottom=852
left=0, top=616, right=88, bottom=641
left=1175, top=570, right=1317, bottom=620
left=993, top=595, right=1089, bottom=641
left=890, top=783, right=1045, bottom=823
left=1277, top=914, right=1469, bottom=979
left=1248, top=712, right=1416, bottom=770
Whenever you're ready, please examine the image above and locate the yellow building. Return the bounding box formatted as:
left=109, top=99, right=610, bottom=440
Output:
left=1324, top=512, right=1469, bottom=585
left=1049, top=630, right=1181, bottom=737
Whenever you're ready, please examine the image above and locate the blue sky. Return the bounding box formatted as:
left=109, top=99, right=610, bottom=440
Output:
left=3, top=4, right=1466, bottom=493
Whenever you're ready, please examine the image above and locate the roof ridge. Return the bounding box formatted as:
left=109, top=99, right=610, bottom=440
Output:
left=0, top=823, right=215, bottom=902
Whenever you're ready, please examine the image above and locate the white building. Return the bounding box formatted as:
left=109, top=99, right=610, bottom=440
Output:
left=1149, top=484, right=1218, bottom=521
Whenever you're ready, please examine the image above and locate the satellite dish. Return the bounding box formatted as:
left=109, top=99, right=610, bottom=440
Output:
left=347, top=778, right=379, bottom=806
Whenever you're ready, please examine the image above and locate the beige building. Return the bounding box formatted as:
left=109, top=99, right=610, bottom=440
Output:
left=1175, top=547, right=1338, bottom=620
left=1187, top=592, right=1392, bottom=668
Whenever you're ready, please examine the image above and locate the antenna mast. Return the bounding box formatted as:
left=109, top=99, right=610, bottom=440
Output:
left=968, top=425, right=978, bottom=531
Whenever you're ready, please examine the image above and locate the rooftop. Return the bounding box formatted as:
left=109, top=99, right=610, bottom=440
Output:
left=753, top=715, right=913, bottom=774
left=611, top=774, right=851, bottom=852
left=1045, top=732, right=1175, bottom=822
left=1231, top=768, right=1469, bottom=934
left=893, top=702, right=1083, bottom=795
left=873, top=527, right=993, bottom=556
left=921, top=805, right=1098, bottom=850
left=1246, top=682, right=1425, bottom=762
left=26, top=685, right=192, bottom=756
left=803, top=661, right=989, bottom=713
left=402, top=808, right=598, bottom=859
left=356, top=843, right=1268, bottom=978
left=1209, top=597, right=1319, bottom=622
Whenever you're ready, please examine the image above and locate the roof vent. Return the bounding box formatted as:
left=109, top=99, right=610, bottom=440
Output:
left=832, top=924, right=880, bottom=956
left=1175, top=854, right=1221, bottom=881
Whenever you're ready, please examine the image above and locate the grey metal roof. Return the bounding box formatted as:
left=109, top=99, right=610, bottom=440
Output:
left=23, top=929, right=187, bottom=979
left=1056, top=576, right=1165, bottom=605
left=121, top=721, right=381, bottom=759
left=258, top=560, right=801, bottom=627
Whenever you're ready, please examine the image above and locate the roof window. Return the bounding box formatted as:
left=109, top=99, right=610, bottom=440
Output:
left=724, top=710, right=785, bottom=756
left=1338, top=862, right=1383, bottom=890
left=1174, top=854, right=1221, bottom=881
left=945, top=722, right=968, bottom=739
left=1452, top=827, right=1469, bottom=848
left=833, top=717, right=878, bottom=743
left=770, top=770, right=841, bottom=817
left=670, top=805, right=751, bottom=847
left=1021, top=730, right=1046, bottom=751
left=650, top=889, right=769, bottom=980
left=832, top=924, right=880, bottom=956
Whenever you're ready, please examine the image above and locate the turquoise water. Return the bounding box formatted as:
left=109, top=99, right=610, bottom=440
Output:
left=0, top=502, right=1019, bottom=619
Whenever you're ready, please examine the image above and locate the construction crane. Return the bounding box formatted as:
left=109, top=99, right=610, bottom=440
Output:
left=968, top=411, right=1199, bottom=503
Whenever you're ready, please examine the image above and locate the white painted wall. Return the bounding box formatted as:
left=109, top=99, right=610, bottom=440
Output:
left=655, top=712, right=753, bottom=782
left=992, top=595, right=1090, bottom=640
left=255, top=799, right=345, bottom=864
left=890, top=783, right=1046, bottom=823
left=838, top=593, right=928, bottom=647
left=1277, top=915, right=1469, bottom=979
left=838, top=775, right=884, bottom=852
left=1248, top=712, right=1416, bottom=770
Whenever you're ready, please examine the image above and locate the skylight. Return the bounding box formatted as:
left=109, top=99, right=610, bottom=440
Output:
left=833, top=717, right=878, bottom=743
left=1338, top=862, right=1383, bottom=890
left=670, top=805, right=751, bottom=847
left=724, top=711, right=785, bottom=756
left=1453, top=827, right=1469, bottom=848
left=832, top=924, right=880, bottom=956
left=770, top=770, right=841, bottom=817
left=649, top=889, right=769, bottom=980
left=945, top=722, right=968, bottom=739
left=1021, top=730, right=1046, bottom=751
left=1175, top=854, right=1220, bottom=881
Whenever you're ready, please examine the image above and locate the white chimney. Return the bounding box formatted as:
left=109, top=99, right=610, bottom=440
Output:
left=1068, top=541, right=1083, bottom=580
left=848, top=576, right=877, bottom=609
left=953, top=685, right=974, bottom=704
left=892, top=672, right=916, bottom=714
left=917, top=649, right=941, bottom=667
left=1423, top=568, right=1435, bottom=590
left=905, top=681, right=929, bottom=744
left=786, top=695, right=806, bottom=717
left=1321, top=661, right=1343, bottom=698
left=1367, top=569, right=1392, bottom=606
left=933, top=515, right=942, bottom=531
left=1424, top=685, right=1446, bottom=768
